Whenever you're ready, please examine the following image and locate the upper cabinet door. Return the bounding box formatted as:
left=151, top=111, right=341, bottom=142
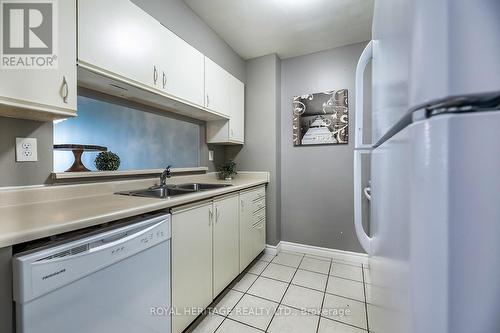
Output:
left=0, top=0, right=77, bottom=120
left=160, top=29, right=205, bottom=107
left=79, top=0, right=205, bottom=109
left=228, top=75, right=245, bottom=142
left=204, top=57, right=230, bottom=117
left=78, top=0, right=161, bottom=90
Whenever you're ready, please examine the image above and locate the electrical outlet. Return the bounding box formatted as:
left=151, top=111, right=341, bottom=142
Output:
left=16, top=138, right=38, bottom=162
left=208, top=150, right=214, bottom=161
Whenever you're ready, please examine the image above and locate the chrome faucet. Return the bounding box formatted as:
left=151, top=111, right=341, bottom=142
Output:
left=159, top=165, right=172, bottom=186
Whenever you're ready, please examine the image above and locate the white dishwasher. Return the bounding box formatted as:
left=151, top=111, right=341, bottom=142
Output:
left=13, top=213, right=171, bottom=333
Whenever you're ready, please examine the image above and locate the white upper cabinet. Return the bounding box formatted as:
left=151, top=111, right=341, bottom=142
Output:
left=161, top=29, right=205, bottom=107
left=0, top=0, right=77, bottom=121
left=78, top=0, right=244, bottom=136
left=228, top=75, right=245, bottom=142
left=78, top=0, right=159, bottom=89
left=78, top=0, right=205, bottom=109
left=204, top=57, right=230, bottom=117
left=206, top=65, right=245, bottom=144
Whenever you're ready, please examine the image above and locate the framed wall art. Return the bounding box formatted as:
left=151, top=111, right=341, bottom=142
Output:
left=292, top=89, right=348, bottom=146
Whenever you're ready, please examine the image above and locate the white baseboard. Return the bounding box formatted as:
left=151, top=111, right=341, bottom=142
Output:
left=265, top=241, right=369, bottom=264
left=264, top=243, right=281, bottom=256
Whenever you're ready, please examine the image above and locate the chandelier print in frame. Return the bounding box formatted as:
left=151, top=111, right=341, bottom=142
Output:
left=292, top=89, right=348, bottom=146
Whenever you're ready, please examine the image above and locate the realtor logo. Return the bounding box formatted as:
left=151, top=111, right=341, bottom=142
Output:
left=1, top=0, right=57, bottom=68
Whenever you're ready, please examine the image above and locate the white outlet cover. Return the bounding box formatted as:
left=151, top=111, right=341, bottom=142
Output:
left=208, top=150, right=214, bottom=161
left=16, top=138, right=38, bottom=162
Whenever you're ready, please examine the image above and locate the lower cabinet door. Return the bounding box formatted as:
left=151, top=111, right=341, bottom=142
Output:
left=171, top=202, right=213, bottom=333
left=239, top=192, right=254, bottom=273
left=213, top=195, right=240, bottom=296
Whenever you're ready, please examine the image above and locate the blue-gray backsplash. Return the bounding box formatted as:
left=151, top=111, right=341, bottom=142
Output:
left=54, top=95, right=200, bottom=172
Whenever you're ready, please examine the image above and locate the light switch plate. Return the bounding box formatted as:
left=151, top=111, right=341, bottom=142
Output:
left=208, top=150, right=214, bottom=161
left=16, top=138, right=38, bottom=162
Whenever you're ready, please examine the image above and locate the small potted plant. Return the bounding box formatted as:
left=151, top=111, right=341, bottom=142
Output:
left=94, top=151, right=121, bottom=171
left=218, top=160, right=237, bottom=180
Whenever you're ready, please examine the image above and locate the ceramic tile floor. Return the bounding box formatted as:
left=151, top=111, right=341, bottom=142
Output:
left=186, top=251, right=372, bottom=333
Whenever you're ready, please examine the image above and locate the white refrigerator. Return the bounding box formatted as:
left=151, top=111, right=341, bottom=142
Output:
left=353, top=1, right=500, bottom=332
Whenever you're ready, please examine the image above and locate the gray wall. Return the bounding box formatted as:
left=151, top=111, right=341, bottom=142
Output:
left=0, top=117, right=53, bottom=187
left=280, top=42, right=371, bottom=253
left=132, top=0, right=245, bottom=82
left=226, top=54, right=281, bottom=246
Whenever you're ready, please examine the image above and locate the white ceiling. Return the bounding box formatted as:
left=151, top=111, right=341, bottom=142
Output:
left=183, top=0, right=374, bottom=59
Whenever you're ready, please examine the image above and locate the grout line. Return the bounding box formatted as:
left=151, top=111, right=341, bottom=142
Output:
left=211, top=313, right=227, bottom=333
left=269, top=260, right=364, bottom=284
left=212, top=256, right=275, bottom=333
left=210, top=253, right=368, bottom=333
left=331, top=259, right=365, bottom=268
left=322, top=290, right=366, bottom=304
left=242, top=289, right=322, bottom=317
left=223, top=316, right=266, bottom=332
left=320, top=315, right=370, bottom=332
left=362, top=263, right=370, bottom=333
left=264, top=253, right=305, bottom=332
left=315, top=257, right=333, bottom=333
left=316, top=261, right=369, bottom=332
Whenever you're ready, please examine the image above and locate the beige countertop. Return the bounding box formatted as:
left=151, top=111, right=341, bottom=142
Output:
left=0, top=172, right=268, bottom=248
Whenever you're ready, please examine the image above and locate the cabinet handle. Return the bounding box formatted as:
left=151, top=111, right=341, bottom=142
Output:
left=209, top=209, right=213, bottom=226
left=153, top=66, right=158, bottom=84
left=162, top=72, right=167, bottom=89
left=61, top=76, right=69, bottom=104
left=206, top=94, right=210, bottom=107
left=215, top=206, right=220, bottom=223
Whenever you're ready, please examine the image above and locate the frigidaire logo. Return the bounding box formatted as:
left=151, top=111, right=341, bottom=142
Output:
left=42, top=268, right=65, bottom=280
left=1, top=0, right=58, bottom=69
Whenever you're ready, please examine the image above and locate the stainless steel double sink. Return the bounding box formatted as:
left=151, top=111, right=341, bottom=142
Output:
left=116, top=183, right=232, bottom=199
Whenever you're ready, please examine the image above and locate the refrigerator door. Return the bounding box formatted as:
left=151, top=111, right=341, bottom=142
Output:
left=371, top=0, right=412, bottom=144
left=409, top=0, right=500, bottom=109
left=410, top=110, right=500, bottom=333
left=373, top=0, right=500, bottom=146
left=369, top=123, right=412, bottom=333
left=371, top=109, right=500, bottom=333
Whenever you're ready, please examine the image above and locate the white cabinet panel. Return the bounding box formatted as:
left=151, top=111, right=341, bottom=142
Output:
left=161, top=29, right=205, bottom=107
left=78, top=0, right=160, bottom=90
left=205, top=57, right=230, bottom=117
left=213, top=195, right=240, bottom=296
left=228, top=75, right=245, bottom=142
left=206, top=73, right=245, bottom=144
left=239, top=187, right=266, bottom=272
left=171, top=189, right=264, bottom=332
left=0, top=0, right=76, bottom=120
left=171, top=202, right=213, bottom=333
left=79, top=0, right=208, bottom=116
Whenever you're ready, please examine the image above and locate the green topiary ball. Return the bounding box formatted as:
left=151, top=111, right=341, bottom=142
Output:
left=94, top=151, right=120, bottom=171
